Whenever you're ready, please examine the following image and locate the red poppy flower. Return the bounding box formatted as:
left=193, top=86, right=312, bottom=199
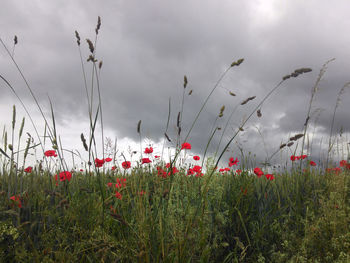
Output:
left=193, top=165, right=202, bottom=173
left=254, top=167, right=264, bottom=178
left=141, top=158, right=151, bottom=164
left=309, top=161, right=316, bottom=166
left=115, top=191, right=122, bottom=200
left=301, top=155, right=308, bottom=159
left=80, top=169, right=84, bottom=172
left=144, top=147, right=153, bottom=154
left=172, top=167, right=179, bottom=174
left=59, top=171, right=72, bottom=182
left=157, top=167, right=168, bottom=178
left=107, top=182, right=113, bottom=187
left=10, top=195, right=22, bottom=208
left=229, top=157, right=239, bottom=167
left=111, top=165, right=117, bottom=171
left=236, top=169, right=242, bottom=175
left=122, top=161, right=131, bottom=169
left=24, top=166, right=33, bottom=173
left=155, top=155, right=160, bottom=158
left=340, top=160, right=347, bottom=167
left=265, top=174, right=275, bottom=180
left=193, top=155, right=200, bottom=161
left=187, top=168, right=195, bottom=175
left=59, top=173, right=65, bottom=181
left=105, top=157, right=112, bottom=162
left=290, top=155, right=296, bottom=161
left=44, top=150, right=57, bottom=157
left=165, top=163, right=171, bottom=168
left=95, top=158, right=105, bottom=167
left=181, top=142, right=191, bottom=150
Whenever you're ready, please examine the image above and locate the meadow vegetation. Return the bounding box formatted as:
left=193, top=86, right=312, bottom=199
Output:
left=0, top=17, right=349, bottom=262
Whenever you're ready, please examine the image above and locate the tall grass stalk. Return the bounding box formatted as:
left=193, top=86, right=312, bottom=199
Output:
left=300, top=58, right=335, bottom=171
left=326, top=82, right=350, bottom=168
left=176, top=75, right=188, bottom=148
left=169, top=59, right=244, bottom=174
left=161, top=98, right=171, bottom=161
left=214, top=104, right=239, bottom=159
left=16, top=117, right=25, bottom=193
left=8, top=105, right=16, bottom=198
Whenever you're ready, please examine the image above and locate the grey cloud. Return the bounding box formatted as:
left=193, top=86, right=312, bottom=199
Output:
left=1, top=0, right=350, bottom=168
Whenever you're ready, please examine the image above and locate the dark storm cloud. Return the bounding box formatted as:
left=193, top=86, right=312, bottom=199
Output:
left=1, top=0, right=350, bottom=166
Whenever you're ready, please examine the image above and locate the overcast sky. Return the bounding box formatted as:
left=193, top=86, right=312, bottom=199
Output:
left=1, top=0, right=350, bottom=170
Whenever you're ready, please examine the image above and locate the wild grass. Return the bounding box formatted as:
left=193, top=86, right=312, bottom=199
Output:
left=0, top=17, right=349, bottom=262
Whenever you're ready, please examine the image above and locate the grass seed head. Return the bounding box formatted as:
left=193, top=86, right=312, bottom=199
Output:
left=87, top=55, right=97, bottom=62
left=137, top=120, right=141, bottom=134
left=184, top=75, right=188, bottom=88
left=219, top=105, right=225, bottom=117
left=24, top=137, right=30, bottom=159
left=86, top=39, right=94, bottom=53
left=241, top=96, right=256, bottom=105
left=231, top=58, right=244, bottom=67
left=282, top=75, right=291, bottom=80
left=164, top=133, right=171, bottom=142
left=290, top=133, right=304, bottom=141
left=80, top=133, right=88, bottom=151
left=283, top=68, right=312, bottom=80
left=229, top=91, right=236, bottom=96
left=290, top=67, right=312, bottom=78
left=14, top=35, right=18, bottom=45
left=4, top=132, right=7, bottom=151
left=75, top=31, right=80, bottom=46
left=257, top=109, right=262, bottom=118
left=188, top=89, right=193, bottom=95
left=294, top=68, right=312, bottom=74
left=19, top=117, right=25, bottom=138
left=95, top=16, right=101, bottom=35
left=12, top=105, right=16, bottom=130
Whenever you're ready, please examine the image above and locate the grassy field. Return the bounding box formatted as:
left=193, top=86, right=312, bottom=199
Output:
left=0, top=18, right=349, bottom=262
